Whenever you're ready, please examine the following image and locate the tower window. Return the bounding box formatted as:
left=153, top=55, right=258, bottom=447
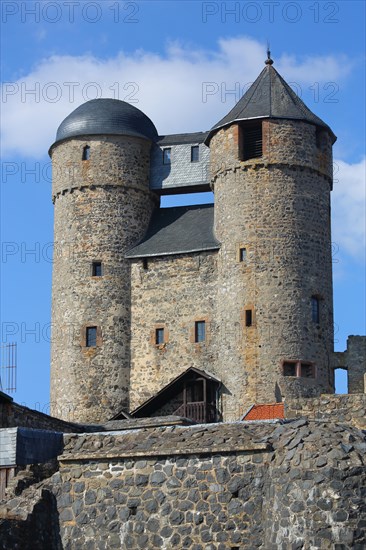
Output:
left=239, top=247, right=247, bottom=262
left=86, top=327, right=97, bottom=347
left=195, top=321, right=206, bottom=343
left=163, top=148, right=171, bottom=164
left=92, top=261, right=102, bottom=277
left=191, top=145, right=199, bottom=162
left=311, top=296, right=320, bottom=323
left=245, top=309, right=253, bottom=327
left=283, top=361, right=297, bottom=377
left=82, top=145, right=91, bottom=161
left=142, top=258, right=148, bottom=270
left=283, top=360, right=316, bottom=378
left=240, top=122, right=262, bottom=161
left=155, top=328, right=164, bottom=345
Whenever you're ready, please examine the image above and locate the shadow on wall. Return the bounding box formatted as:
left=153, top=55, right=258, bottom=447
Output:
left=0, top=489, right=62, bottom=550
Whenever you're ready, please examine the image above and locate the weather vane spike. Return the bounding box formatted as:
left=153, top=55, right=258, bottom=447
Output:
left=265, top=42, right=274, bottom=65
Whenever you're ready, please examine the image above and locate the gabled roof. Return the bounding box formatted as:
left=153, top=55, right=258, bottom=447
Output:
left=125, top=204, right=220, bottom=259
left=205, top=60, right=336, bottom=144
left=130, top=367, right=221, bottom=418
left=242, top=403, right=285, bottom=421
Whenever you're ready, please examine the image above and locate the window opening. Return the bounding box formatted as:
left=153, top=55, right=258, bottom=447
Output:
left=163, top=148, right=171, bottom=164
left=191, top=145, right=199, bottom=162
left=155, top=328, right=164, bottom=345
left=245, top=309, right=253, bottom=327
left=92, top=261, right=102, bottom=277
left=239, top=247, right=247, bottom=262
left=311, top=296, right=320, bottom=323
left=82, top=145, right=90, bottom=161
left=86, top=327, right=97, bottom=347
left=195, top=321, right=206, bottom=343
left=240, top=122, right=262, bottom=160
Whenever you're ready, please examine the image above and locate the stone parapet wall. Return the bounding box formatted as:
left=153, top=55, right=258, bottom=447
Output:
left=285, top=394, right=366, bottom=428
left=1, top=420, right=365, bottom=549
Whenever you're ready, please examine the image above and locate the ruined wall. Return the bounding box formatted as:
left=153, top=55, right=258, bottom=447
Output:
left=129, top=252, right=218, bottom=410
left=1, top=420, right=365, bottom=549
left=211, top=119, right=334, bottom=417
left=333, top=336, right=366, bottom=394
left=50, top=135, right=158, bottom=424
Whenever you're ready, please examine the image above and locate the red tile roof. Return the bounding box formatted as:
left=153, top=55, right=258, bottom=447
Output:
left=243, top=403, right=284, bottom=421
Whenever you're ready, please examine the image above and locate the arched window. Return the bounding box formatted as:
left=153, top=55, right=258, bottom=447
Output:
left=82, top=145, right=90, bottom=161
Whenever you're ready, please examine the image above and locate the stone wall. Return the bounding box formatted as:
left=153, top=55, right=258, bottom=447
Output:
left=0, top=398, right=84, bottom=433
left=333, top=336, right=366, bottom=393
left=210, top=119, right=334, bottom=417
left=129, top=251, right=218, bottom=411
left=1, top=420, right=365, bottom=549
left=50, top=135, right=159, bottom=424
left=285, top=393, right=366, bottom=429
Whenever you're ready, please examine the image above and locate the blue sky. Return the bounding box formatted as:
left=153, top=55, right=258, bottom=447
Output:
left=1, top=0, right=365, bottom=410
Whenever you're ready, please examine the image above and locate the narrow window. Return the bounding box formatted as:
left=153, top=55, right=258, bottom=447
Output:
left=300, top=363, right=315, bottom=378
left=142, top=258, right=148, bottom=270
left=82, top=145, right=90, bottom=161
left=195, top=321, right=206, bottom=343
left=311, top=296, right=320, bottom=323
left=245, top=309, right=252, bottom=327
left=239, top=247, right=247, bottom=262
left=240, top=122, right=262, bottom=161
left=283, top=362, right=296, bottom=377
left=163, top=148, right=171, bottom=164
left=86, top=327, right=97, bottom=347
left=92, top=261, right=102, bottom=277
left=191, top=145, right=199, bottom=162
left=155, top=328, right=164, bottom=345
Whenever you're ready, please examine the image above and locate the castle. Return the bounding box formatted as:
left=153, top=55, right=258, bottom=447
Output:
left=48, top=55, right=365, bottom=425
left=1, top=55, right=365, bottom=549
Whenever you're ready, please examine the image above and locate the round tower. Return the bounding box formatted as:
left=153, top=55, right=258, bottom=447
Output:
left=207, top=58, right=336, bottom=420
left=49, top=99, right=159, bottom=423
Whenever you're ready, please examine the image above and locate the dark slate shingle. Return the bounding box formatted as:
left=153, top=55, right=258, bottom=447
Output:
left=125, top=204, right=220, bottom=258
left=205, top=64, right=336, bottom=144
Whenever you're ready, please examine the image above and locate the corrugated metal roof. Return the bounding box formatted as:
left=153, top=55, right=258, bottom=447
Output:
left=125, top=204, right=220, bottom=258
left=205, top=63, right=336, bottom=144
left=50, top=99, right=158, bottom=150
left=243, top=403, right=285, bottom=421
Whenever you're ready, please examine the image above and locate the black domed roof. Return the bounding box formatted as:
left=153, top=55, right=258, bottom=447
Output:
left=53, top=99, right=158, bottom=145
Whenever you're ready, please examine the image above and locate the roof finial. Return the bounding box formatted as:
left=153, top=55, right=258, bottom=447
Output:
left=265, top=42, right=274, bottom=65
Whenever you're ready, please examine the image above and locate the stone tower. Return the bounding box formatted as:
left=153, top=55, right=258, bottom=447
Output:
left=49, top=99, right=159, bottom=423
left=206, top=56, right=336, bottom=417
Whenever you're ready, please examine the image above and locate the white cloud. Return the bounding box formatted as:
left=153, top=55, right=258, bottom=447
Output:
left=1, top=36, right=352, bottom=159
left=1, top=36, right=363, bottom=261
left=332, top=158, right=366, bottom=262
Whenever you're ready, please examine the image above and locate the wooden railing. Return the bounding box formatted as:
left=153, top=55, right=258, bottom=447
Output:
left=174, top=402, right=219, bottom=423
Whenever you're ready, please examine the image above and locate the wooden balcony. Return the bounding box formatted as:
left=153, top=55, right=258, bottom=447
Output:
left=174, top=402, right=220, bottom=424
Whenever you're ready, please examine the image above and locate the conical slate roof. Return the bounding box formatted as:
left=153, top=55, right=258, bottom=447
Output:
left=50, top=99, right=158, bottom=150
left=205, top=60, right=336, bottom=144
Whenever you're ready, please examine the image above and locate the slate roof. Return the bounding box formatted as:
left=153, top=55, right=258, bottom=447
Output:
left=51, top=99, right=158, bottom=149
left=205, top=62, right=336, bottom=144
left=242, top=403, right=285, bottom=421
left=157, top=132, right=209, bottom=146
left=125, top=204, right=220, bottom=258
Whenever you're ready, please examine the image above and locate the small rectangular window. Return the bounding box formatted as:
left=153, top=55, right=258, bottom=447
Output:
left=195, top=321, right=206, bottom=343
left=283, top=362, right=297, bottom=376
left=163, top=148, right=171, bottom=164
left=92, top=261, right=102, bottom=277
left=86, top=327, right=97, bottom=347
left=300, top=363, right=315, bottom=378
left=155, top=328, right=164, bottom=345
left=245, top=309, right=252, bottom=327
left=142, top=258, right=148, bottom=270
left=239, top=247, right=247, bottom=262
left=191, top=145, right=199, bottom=162
left=311, top=296, right=320, bottom=323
